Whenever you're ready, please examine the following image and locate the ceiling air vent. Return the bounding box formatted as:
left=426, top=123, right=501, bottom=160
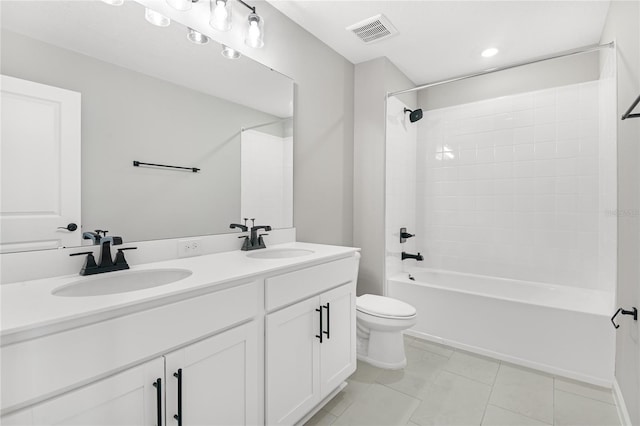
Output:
left=346, top=14, right=398, bottom=44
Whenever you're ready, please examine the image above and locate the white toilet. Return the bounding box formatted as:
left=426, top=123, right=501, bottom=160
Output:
left=356, top=294, right=417, bottom=369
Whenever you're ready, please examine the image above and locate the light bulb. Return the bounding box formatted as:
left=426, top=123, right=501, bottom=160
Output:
left=145, top=8, right=171, bottom=27
left=221, top=45, right=241, bottom=59
left=166, top=0, right=192, bottom=11
left=187, top=28, right=209, bottom=45
left=210, top=0, right=232, bottom=31
left=244, top=13, right=264, bottom=48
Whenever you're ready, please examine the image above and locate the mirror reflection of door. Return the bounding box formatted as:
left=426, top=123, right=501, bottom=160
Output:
left=0, top=75, right=81, bottom=253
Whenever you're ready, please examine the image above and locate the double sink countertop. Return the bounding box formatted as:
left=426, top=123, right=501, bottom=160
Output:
left=1, top=242, right=359, bottom=345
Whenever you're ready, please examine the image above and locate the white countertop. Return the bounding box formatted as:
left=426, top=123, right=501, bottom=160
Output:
left=1, top=242, right=359, bottom=343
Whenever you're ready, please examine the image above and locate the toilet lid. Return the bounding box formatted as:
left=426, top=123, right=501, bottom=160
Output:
left=356, top=294, right=416, bottom=318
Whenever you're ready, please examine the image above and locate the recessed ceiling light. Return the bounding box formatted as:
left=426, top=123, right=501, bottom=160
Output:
left=481, top=47, right=499, bottom=58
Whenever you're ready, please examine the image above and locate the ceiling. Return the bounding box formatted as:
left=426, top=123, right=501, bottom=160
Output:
left=268, top=0, right=611, bottom=85
left=1, top=1, right=293, bottom=118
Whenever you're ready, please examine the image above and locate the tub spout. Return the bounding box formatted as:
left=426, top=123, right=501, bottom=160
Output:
left=402, top=252, right=423, bottom=261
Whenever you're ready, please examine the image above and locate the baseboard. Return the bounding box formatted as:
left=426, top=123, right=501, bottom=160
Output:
left=403, top=329, right=613, bottom=388
left=613, top=378, right=633, bottom=426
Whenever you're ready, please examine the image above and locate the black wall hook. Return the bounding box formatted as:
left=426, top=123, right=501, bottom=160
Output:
left=611, top=307, right=638, bottom=329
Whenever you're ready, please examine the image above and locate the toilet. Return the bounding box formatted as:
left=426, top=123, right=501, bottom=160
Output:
left=356, top=294, right=417, bottom=369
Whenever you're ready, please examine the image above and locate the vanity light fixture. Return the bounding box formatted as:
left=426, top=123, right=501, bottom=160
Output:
left=210, top=0, right=232, bottom=31
left=481, top=47, right=499, bottom=58
left=187, top=27, right=209, bottom=44
left=245, top=12, right=264, bottom=48
left=145, top=8, right=171, bottom=27
left=221, top=44, right=241, bottom=59
left=101, top=0, right=124, bottom=6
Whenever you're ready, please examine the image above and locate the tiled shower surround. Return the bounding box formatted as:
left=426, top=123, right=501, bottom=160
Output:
left=411, top=80, right=616, bottom=290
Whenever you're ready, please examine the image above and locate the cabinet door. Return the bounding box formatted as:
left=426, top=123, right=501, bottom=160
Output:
left=266, top=297, right=321, bottom=425
left=319, top=283, right=357, bottom=398
left=23, top=357, right=164, bottom=426
left=165, top=321, right=258, bottom=426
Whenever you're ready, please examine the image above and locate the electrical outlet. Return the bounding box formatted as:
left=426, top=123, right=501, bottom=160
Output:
left=178, top=238, right=203, bottom=258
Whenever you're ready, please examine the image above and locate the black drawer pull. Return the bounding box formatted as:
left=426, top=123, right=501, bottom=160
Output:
left=173, top=369, right=182, bottom=425
left=152, top=378, right=162, bottom=426
left=323, top=303, right=330, bottom=339
left=315, top=307, right=323, bottom=343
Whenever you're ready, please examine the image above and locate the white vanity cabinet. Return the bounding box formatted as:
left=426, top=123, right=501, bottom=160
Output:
left=1, top=357, right=164, bottom=426
left=2, top=321, right=258, bottom=426
left=265, top=258, right=358, bottom=425
left=1, top=245, right=361, bottom=426
left=164, top=321, right=258, bottom=426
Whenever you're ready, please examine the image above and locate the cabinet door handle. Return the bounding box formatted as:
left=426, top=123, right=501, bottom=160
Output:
left=153, top=378, right=162, bottom=426
left=315, top=307, right=323, bottom=343
left=173, top=369, right=182, bottom=425
left=323, top=303, right=330, bottom=339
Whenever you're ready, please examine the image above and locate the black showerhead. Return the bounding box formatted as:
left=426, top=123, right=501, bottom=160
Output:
left=404, top=107, right=423, bottom=123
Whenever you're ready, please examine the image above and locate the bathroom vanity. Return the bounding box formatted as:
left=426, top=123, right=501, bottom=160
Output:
left=0, top=242, right=360, bottom=425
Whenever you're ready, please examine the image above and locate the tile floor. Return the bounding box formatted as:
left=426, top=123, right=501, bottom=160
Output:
left=305, top=336, right=620, bottom=426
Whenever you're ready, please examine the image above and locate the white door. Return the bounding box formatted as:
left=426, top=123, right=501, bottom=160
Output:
left=320, top=283, right=357, bottom=398
left=165, top=321, right=258, bottom=426
left=3, top=357, right=164, bottom=426
left=266, top=297, right=321, bottom=425
left=0, top=75, right=81, bottom=253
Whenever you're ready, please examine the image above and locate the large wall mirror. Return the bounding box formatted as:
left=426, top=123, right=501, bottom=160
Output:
left=0, top=0, right=294, bottom=253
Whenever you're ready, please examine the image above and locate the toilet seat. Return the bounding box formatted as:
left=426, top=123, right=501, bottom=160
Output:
left=356, top=294, right=416, bottom=319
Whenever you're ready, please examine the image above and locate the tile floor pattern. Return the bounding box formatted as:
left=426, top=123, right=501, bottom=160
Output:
left=305, top=336, right=620, bottom=426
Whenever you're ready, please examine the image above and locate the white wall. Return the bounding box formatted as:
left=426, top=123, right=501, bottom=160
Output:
left=600, top=1, right=640, bottom=424
left=133, top=0, right=355, bottom=247
left=354, top=57, right=415, bottom=296
left=414, top=80, right=616, bottom=291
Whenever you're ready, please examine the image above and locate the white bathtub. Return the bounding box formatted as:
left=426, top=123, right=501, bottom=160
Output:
left=388, top=269, right=616, bottom=386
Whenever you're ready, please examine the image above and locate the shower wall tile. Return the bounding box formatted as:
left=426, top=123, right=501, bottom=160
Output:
left=414, top=80, right=614, bottom=291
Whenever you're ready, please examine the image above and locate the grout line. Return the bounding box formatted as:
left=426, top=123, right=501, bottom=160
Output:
left=553, top=387, right=617, bottom=406
left=439, top=368, right=496, bottom=387
left=487, top=403, right=554, bottom=426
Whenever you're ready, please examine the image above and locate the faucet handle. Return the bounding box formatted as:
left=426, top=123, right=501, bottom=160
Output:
left=70, top=251, right=98, bottom=272
left=114, top=247, right=136, bottom=267
left=69, top=251, right=94, bottom=257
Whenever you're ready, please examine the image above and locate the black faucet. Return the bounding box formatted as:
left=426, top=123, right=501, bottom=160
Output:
left=230, top=221, right=251, bottom=249
left=230, top=223, right=249, bottom=232
left=402, top=252, right=423, bottom=261
left=232, top=219, right=272, bottom=251
left=70, top=235, right=137, bottom=275
left=82, top=229, right=108, bottom=245
left=248, top=225, right=271, bottom=250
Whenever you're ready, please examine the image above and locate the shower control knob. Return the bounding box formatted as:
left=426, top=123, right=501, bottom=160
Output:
left=400, top=227, right=415, bottom=243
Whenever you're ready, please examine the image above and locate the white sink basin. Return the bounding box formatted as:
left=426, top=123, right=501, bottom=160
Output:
left=52, top=269, right=193, bottom=297
left=246, top=248, right=314, bottom=259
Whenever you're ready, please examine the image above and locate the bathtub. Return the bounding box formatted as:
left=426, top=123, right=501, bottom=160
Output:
left=388, top=269, right=616, bottom=386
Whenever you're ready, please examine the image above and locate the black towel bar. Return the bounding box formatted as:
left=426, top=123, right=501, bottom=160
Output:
left=621, top=93, right=640, bottom=120
left=133, top=161, right=200, bottom=173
